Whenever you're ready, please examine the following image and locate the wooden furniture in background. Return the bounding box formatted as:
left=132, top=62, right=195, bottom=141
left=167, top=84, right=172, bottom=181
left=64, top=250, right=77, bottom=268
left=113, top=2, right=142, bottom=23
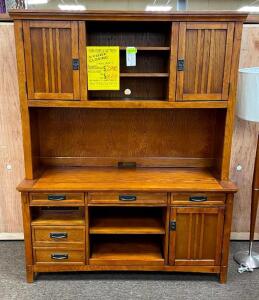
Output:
left=9, top=10, right=247, bottom=283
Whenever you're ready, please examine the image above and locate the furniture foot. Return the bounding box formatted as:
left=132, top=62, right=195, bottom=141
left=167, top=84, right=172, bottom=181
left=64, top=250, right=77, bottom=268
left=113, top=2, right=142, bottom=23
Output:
left=26, top=265, right=34, bottom=283
left=219, top=266, right=228, bottom=284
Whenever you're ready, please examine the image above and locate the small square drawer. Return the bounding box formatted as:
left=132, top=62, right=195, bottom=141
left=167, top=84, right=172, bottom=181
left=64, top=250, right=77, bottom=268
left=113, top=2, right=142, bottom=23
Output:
left=171, top=193, right=226, bottom=205
left=88, top=192, right=167, bottom=205
left=32, top=226, right=85, bottom=247
left=34, top=248, right=85, bottom=264
left=30, top=193, right=85, bottom=206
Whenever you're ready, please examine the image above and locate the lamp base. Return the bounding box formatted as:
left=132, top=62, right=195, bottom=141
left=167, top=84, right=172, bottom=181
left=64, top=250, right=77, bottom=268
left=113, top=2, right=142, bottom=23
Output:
left=234, top=250, right=259, bottom=269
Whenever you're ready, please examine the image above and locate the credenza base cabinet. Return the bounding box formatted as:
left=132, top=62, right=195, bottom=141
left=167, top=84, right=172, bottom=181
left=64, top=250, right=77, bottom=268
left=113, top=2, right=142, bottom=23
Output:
left=10, top=10, right=247, bottom=283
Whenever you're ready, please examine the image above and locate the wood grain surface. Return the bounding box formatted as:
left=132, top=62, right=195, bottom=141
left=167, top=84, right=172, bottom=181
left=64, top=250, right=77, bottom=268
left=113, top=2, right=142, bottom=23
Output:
left=230, top=24, right=259, bottom=239
left=0, top=22, right=259, bottom=239
left=0, top=23, right=24, bottom=234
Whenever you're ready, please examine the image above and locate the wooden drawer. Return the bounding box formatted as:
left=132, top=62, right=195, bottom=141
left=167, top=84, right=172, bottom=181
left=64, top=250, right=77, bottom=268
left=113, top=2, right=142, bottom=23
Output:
left=171, top=193, right=226, bottom=206
left=30, top=193, right=85, bottom=206
left=34, top=248, right=85, bottom=264
left=88, top=192, right=167, bottom=205
left=32, top=226, right=85, bottom=247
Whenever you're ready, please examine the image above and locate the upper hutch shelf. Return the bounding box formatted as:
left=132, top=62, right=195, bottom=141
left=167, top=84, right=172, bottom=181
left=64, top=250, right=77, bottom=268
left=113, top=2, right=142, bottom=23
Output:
left=10, top=9, right=247, bottom=106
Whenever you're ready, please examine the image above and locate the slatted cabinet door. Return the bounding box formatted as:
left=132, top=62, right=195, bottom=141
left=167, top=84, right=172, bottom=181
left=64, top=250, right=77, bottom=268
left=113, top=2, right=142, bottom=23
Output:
left=176, top=22, right=234, bottom=101
left=23, top=21, right=80, bottom=100
left=169, top=207, right=224, bottom=266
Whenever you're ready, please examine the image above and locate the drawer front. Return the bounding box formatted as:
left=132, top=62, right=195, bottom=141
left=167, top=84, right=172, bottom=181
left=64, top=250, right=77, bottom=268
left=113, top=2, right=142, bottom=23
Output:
left=34, top=248, right=85, bottom=264
left=88, top=192, right=167, bottom=205
left=171, top=193, right=226, bottom=206
left=30, top=193, right=85, bottom=206
left=32, top=226, right=85, bottom=247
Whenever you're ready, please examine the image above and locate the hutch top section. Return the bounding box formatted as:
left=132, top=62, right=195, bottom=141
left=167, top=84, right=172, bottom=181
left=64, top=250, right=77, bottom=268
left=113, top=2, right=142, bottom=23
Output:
left=9, top=10, right=247, bottom=107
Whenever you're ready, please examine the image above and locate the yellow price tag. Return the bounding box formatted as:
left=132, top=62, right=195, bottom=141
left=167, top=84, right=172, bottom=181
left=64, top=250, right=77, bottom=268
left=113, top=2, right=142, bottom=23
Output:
left=87, top=46, right=120, bottom=90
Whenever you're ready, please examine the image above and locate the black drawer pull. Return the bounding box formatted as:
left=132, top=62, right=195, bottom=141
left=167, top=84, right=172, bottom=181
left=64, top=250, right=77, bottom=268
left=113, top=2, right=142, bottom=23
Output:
left=119, top=195, right=137, bottom=201
left=50, top=232, right=68, bottom=239
left=48, top=194, right=66, bottom=201
left=51, top=254, right=68, bottom=260
left=189, top=196, right=207, bottom=202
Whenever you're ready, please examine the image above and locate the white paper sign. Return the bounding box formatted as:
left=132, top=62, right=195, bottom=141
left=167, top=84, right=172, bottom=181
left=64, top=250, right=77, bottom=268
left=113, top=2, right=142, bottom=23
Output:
left=126, top=47, right=137, bottom=67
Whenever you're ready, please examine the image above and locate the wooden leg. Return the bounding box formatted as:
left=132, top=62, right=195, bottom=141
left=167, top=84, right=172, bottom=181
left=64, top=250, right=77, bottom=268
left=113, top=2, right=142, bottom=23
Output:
left=26, top=265, right=34, bottom=283
left=219, top=194, right=234, bottom=284
left=219, top=266, right=228, bottom=284
left=21, top=193, right=34, bottom=283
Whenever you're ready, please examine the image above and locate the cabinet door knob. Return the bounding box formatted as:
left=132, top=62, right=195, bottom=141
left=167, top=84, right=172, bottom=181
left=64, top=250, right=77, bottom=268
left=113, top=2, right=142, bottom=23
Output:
left=51, top=254, right=68, bottom=260
left=189, top=196, right=207, bottom=202
left=50, top=232, right=68, bottom=239
left=119, top=195, right=137, bottom=201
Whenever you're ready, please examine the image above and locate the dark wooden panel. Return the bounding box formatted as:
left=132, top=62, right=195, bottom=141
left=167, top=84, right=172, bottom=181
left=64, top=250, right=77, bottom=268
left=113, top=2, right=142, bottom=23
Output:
left=88, top=78, right=168, bottom=100
left=87, top=22, right=171, bottom=47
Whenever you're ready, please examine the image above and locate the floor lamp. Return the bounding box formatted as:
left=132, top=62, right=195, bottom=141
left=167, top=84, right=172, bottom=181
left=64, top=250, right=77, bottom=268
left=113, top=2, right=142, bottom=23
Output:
left=234, top=67, right=259, bottom=269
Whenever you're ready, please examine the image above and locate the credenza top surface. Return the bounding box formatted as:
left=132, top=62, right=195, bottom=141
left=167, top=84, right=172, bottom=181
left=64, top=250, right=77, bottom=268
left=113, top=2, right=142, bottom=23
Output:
left=17, top=167, right=237, bottom=192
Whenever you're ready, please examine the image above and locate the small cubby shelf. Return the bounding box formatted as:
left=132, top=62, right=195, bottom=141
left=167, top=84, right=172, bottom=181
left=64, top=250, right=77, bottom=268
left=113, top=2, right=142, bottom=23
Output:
left=31, top=207, right=85, bottom=226
left=89, top=207, right=166, bottom=235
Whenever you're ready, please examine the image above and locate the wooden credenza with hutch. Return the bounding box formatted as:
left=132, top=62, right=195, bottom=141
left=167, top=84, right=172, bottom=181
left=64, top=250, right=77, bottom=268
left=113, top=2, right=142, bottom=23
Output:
left=9, top=9, right=247, bottom=283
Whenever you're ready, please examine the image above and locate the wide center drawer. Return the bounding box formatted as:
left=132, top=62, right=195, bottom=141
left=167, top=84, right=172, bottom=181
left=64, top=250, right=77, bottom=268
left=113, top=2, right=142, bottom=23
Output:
left=34, top=248, right=85, bottom=264
left=32, top=226, right=85, bottom=247
left=30, top=193, right=85, bottom=206
left=88, top=192, right=168, bottom=205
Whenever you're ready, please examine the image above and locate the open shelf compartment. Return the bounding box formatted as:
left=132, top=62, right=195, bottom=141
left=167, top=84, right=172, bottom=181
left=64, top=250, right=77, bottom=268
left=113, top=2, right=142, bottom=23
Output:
left=89, top=207, right=166, bottom=234
left=86, top=21, right=171, bottom=101
left=31, top=207, right=85, bottom=226
left=89, top=235, right=165, bottom=265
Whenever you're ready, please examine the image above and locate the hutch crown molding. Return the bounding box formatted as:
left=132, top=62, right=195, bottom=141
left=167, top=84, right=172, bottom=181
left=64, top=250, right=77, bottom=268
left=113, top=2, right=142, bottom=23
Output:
left=9, top=9, right=247, bottom=283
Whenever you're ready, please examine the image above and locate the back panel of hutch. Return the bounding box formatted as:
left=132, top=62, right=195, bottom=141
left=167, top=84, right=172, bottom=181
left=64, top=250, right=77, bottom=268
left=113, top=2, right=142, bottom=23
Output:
left=9, top=10, right=247, bottom=283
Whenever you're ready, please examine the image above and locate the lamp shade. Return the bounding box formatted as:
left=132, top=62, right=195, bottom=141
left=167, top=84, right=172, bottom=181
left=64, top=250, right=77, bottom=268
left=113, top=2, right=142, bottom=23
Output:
left=236, top=67, right=259, bottom=122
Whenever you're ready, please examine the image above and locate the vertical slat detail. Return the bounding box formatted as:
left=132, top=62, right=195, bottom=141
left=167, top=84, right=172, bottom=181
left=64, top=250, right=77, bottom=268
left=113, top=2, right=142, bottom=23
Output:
left=71, top=21, right=80, bottom=100
left=176, top=22, right=186, bottom=101
left=23, top=21, right=35, bottom=99
left=207, top=29, right=215, bottom=93
left=42, top=28, right=49, bottom=93
left=79, top=21, right=87, bottom=100
left=169, top=208, right=177, bottom=265
left=201, top=29, right=210, bottom=93
left=187, top=213, right=192, bottom=259
left=199, top=214, right=205, bottom=259
left=55, top=29, right=61, bottom=93
left=194, top=29, right=201, bottom=93
left=222, top=22, right=234, bottom=100
left=49, top=28, right=55, bottom=93
left=193, top=214, right=199, bottom=258
left=168, top=22, right=179, bottom=101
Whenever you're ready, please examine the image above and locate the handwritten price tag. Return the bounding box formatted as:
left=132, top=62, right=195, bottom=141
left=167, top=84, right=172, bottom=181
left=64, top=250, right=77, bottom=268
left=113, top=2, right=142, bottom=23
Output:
left=87, top=46, right=120, bottom=90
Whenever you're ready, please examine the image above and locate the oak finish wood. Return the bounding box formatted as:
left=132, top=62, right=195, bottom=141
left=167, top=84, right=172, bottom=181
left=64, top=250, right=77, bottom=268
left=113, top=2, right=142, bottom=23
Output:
left=10, top=11, right=246, bottom=283
left=18, top=167, right=237, bottom=193
left=0, top=23, right=24, bottom=233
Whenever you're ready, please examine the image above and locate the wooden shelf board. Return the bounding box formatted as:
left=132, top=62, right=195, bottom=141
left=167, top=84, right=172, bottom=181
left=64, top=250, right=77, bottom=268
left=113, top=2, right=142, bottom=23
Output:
left=28, top=100, right=228, bottom=109
left=31, top=211, right=85, bottom=226
left=90, top=216, right=165, bottom=234
left=90, top=237, right=164, bottom=265
left=18, top=167, right=237, bottom=192
left=120, top=73, right=169, bottom=77
left=119, top=46, right=170, bottom=51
